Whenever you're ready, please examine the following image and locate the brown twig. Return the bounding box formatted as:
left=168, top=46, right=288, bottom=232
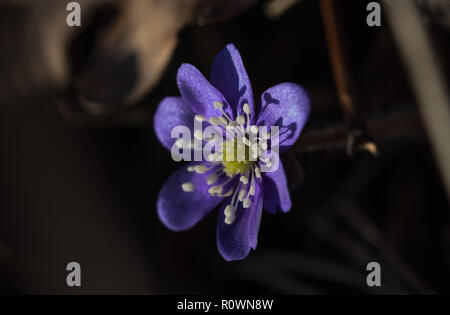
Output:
left=319, top=0, right=357, bottom=121
left=295, top=110, right=424, bottom=152
left=319, top=0, right=376, bottom=156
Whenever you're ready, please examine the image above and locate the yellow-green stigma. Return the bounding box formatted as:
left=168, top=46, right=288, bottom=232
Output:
left=221, top=139, right=254, bottom=177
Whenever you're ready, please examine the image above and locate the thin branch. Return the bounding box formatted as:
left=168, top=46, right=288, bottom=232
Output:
left=319, top=0, right=377, bottom=156
left=295, top=110, right=424, bottom=152
left=319, top=0, right=357, bottom=121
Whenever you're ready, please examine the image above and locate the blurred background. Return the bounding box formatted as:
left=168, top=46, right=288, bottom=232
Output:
left=0, top=0, right=449, bottom=294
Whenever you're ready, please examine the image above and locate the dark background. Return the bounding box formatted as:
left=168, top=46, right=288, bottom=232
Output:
left=0, top=0, right=449, bottom=294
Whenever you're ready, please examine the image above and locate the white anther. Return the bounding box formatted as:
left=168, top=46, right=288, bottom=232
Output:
left=208, top=185, right=222, bottom=195
left=195, top=114, right=206, bottom=122
left=209, top=117, right=221, bottom=126
left=187, top=166, right=195, bottom=172
left=243, top=103, right=251, bottom=114
left=240, top=176, right=249, bottom=184
left=250, top=125, right=258, bottom=134
left=181, top=182, right=195, bottom=192
left=218, top=117, right=228, bottom=126
left=243, top=198, right=252, bottom=208
left=225, top=212, right=236, bottom=224
left=207, top=173, right=218, bottom=185
left=224, top=204, right=234, bottom=216
left=261, top=142, right=268, bottom=150
left=195, top=164, right=207, bottom=174
left=236, top=115, right=245, bottom=125
left=238, top=189, right=247, bottom=202
left=213, top=101, right=223, bottom=109
left=255, top=166, right=261, bottom=178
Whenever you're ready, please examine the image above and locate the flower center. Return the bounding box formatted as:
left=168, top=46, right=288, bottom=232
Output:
left=181, top=100, right=273, bottom=225
left=221, top=139, right=254, bottom=177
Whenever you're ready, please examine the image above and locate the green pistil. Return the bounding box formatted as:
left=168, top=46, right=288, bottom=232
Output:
left=221, top=139, right=253, bottom=177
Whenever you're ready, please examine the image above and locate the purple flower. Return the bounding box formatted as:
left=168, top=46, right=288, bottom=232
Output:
left=154, top=44, right=310, bottom=261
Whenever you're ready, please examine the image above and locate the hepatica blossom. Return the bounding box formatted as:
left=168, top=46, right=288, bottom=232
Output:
left=154, top=44, right=310, bottom=261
